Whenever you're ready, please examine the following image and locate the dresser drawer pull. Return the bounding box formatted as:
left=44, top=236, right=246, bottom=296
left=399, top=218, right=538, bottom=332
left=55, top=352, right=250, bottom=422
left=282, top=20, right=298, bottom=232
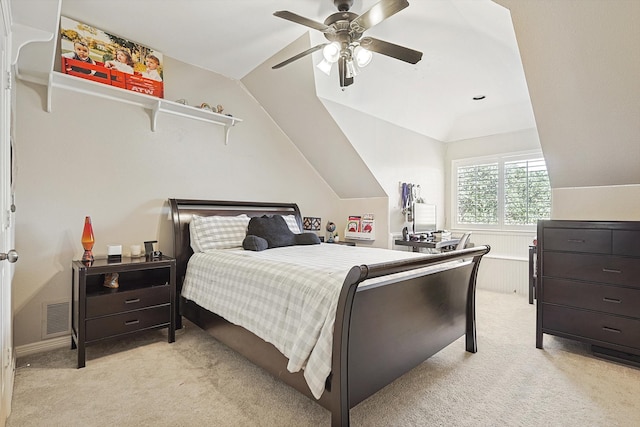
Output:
left=602, top=326, right=621, bottom=334
left=567, top=239, right=585, bottom=243
left=124, top=298, right=141, bottom=304
left=124, top=319, right=140, bottom=326
left=602, top=268, right=621, bottom=274
left=603, top=297, right=621, bottom=303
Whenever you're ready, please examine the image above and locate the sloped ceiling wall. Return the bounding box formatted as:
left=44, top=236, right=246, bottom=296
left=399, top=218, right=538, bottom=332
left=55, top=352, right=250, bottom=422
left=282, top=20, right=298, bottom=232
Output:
left=242, top=33, right=386, bottom=199
left=495, top=0, right=640, bottom=189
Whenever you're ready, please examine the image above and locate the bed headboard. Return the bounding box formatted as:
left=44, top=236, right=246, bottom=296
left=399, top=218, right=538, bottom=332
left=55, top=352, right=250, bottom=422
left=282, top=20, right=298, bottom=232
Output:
left=168, top=198, right=302, bottom=292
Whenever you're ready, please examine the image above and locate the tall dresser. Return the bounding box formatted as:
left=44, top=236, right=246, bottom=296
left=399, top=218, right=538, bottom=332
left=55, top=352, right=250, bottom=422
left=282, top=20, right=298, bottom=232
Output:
left=536, top=220, right=640, bottom=366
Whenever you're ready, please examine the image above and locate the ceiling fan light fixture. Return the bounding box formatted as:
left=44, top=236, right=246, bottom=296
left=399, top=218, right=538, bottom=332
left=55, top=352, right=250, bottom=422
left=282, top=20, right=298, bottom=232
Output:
left=316, top=59, right=333, bottom=76
left=353, top=45, right=372, bottom=68
left=322, top=42, right=341, bottom=63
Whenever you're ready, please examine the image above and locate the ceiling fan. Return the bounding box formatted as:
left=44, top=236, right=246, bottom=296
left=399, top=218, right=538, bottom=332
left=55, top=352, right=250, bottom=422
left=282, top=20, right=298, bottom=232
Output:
left=272, top=0, right=423, bottom=88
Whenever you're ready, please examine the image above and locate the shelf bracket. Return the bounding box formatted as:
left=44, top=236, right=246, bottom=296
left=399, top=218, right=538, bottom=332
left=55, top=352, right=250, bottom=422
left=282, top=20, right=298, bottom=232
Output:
left=223, top=118, right=238, bottom=145
left=151, top=102, right=161, bottom=132
left=46, top=72, right=53, bottom=113
left=10, top=23, right=54, bottom=66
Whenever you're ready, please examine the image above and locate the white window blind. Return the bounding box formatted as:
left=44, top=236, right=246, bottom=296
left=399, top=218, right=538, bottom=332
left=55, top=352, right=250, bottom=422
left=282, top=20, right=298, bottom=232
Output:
left=457, top=163, right=498, bottom=225
left=504, top=158, right=551, bottom=225
left=453, top=152, right=551, bottom=230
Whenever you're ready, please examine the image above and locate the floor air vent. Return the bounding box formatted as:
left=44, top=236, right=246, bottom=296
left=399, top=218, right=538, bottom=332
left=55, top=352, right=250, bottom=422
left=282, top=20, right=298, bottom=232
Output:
left=42, top=300, right=70, bottom=339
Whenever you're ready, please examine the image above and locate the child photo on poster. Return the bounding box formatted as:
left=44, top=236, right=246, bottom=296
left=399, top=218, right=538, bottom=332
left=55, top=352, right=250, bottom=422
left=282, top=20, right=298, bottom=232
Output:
left=59, top=16, right=164, bottom=98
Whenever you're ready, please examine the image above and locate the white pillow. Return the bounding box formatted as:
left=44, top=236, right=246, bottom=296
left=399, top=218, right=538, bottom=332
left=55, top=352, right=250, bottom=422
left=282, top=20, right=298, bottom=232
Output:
left=282, top=215, right=301, bottom=234
left=189, top=214, right=250, bottom=252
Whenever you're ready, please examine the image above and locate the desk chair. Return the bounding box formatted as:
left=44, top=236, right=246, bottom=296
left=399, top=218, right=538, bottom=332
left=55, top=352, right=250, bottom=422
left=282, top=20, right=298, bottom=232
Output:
left=456, top=232, right=472, bottom=250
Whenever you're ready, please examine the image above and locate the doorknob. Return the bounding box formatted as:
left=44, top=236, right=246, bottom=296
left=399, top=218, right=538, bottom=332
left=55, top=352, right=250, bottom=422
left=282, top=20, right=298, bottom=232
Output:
left=0, top=250, right=18, bottom=263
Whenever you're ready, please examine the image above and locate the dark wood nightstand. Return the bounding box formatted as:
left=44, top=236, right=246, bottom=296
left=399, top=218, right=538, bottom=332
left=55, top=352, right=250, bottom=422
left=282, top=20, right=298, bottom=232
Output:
left=71, top=255, right=176, bottom=368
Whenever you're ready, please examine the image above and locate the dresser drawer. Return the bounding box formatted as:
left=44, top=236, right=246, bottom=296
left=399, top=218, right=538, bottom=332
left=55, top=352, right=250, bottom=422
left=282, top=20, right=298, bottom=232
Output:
left=613, top=230, right=640, bottom=257
left=543, top=252, right=640, bottom=288
left=543, top=304, right=640, bottom=350
left=543, top=228, right=610, bottom=253
left=543, top=278, right=640, bottom=318
left=86, top=284, right=170, bottom=318
left=85, top=304, right=170, bottom=342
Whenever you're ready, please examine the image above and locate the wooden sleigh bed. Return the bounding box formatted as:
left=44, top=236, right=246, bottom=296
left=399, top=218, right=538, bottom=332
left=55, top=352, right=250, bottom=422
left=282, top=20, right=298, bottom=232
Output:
left=168, top=198, right=490, bottom=426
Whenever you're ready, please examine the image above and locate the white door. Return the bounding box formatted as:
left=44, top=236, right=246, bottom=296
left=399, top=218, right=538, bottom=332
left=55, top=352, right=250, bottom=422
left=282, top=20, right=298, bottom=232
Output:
left=0, top=1, right=16, bottom=424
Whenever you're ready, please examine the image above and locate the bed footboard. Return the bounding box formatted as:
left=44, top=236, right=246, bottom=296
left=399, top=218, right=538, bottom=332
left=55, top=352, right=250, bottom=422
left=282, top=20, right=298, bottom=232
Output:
left=329, top=246, right=490, bottom=427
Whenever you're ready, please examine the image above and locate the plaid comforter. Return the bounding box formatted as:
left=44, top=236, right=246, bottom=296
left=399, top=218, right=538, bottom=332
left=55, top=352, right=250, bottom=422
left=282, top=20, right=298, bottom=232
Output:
left=181, top=243, right=448, bottom=399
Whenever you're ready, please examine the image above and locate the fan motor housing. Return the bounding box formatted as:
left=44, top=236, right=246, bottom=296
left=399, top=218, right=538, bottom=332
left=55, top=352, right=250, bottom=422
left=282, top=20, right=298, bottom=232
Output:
left=334, top=0, right=354, bottom=12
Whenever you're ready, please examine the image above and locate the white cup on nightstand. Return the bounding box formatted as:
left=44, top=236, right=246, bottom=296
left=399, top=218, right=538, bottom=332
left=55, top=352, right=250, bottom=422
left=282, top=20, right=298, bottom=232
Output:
left=130, top=244, right=141, bottom=258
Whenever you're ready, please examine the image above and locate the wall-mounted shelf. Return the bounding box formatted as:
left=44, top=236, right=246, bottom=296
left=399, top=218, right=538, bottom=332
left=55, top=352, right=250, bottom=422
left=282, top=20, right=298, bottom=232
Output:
left=344, top=231, right=375, bottom=241
left=45, top=72, right=242, bottom=144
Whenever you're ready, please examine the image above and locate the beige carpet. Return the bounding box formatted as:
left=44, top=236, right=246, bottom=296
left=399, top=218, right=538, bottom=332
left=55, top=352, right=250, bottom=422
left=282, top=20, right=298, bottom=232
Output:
left=7, top=290, right=640, bottom=427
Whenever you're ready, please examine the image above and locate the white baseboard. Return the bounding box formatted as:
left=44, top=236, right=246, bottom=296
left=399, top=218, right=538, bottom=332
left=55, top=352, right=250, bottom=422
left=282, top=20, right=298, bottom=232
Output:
left=15, top=335, right=70, bottom=358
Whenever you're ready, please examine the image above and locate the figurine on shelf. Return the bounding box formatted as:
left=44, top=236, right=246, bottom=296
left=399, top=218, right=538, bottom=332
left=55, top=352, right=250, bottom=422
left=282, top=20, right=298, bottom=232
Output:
left=216, top=104, right=224, bottom=114
left=103, top=272, right=119, bottom=289
left=326, top=221, right=337, bottom=243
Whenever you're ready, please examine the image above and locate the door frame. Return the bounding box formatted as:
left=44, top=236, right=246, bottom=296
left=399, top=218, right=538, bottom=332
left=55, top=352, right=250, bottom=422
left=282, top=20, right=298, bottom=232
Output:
left=0, top=0, right=15, bottom=423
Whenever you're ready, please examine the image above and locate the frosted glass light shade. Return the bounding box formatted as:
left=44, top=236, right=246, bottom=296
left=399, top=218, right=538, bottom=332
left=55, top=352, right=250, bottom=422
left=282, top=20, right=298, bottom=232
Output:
left=316, top=59, right=333, bottom=76
left=322, top=43, right=341, bottom=63
left=354, top=46, right=372, bottom=67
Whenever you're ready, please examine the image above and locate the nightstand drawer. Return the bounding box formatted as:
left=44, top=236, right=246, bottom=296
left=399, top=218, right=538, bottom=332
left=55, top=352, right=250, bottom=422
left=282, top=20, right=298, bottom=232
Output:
left=543, top=252, right=640, bottom=288
left=543, top=278, right=640, bottom=318
left=86, top=285, right=170, bottom=318
left=543, top=228, right=610, bottom=253
left=85, top=304, right=170, bottom=342
left=543, top=305, right=640, bottom=350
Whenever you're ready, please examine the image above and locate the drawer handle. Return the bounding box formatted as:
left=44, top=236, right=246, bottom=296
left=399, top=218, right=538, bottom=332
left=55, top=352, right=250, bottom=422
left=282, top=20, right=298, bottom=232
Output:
left=602, top=326, right=621, bottom=334
left=603, top=297, right=621, bottom=304
left=124, top=320, right=140, bottom=326
left=567, top=239, right=585, bottom=243
left=602, top=268, right=621, bottom=274
left=125, top=298, right=141, bottom=304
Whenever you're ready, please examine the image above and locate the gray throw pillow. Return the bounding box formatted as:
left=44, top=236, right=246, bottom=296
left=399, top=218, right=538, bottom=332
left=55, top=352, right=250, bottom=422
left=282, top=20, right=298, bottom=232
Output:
left=242, top=235, right=269, bottom=251
left=246, top=215, right=321, bottom=249
left=295, top=232, right=321, bottom=245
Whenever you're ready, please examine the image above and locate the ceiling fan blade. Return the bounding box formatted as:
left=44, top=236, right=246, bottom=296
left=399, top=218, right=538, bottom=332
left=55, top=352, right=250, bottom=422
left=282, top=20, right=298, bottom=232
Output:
left=274, top=11, right=335, bottom=34
left=350, top=0, right=410, bottom=33
left=338, top=56, right=354, bottom=88
left=360, top=37, right=422, bottom=64
left=272, top=43, right=327, bottom=69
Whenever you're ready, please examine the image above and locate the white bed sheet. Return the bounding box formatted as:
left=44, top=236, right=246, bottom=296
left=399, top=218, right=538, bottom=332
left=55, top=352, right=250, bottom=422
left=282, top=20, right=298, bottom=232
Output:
left=181, top=243, right=460, bottom=399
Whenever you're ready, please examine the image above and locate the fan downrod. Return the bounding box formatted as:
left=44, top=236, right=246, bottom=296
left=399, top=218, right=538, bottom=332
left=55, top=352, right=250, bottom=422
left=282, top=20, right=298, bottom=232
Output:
left=333, top=0, right=354, bottom=12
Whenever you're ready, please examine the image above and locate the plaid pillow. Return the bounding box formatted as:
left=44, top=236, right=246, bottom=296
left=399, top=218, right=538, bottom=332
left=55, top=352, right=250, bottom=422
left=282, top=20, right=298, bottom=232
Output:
left=282, top=215, right=301, bottom=234
left=190, top=214, right=250, bottom=252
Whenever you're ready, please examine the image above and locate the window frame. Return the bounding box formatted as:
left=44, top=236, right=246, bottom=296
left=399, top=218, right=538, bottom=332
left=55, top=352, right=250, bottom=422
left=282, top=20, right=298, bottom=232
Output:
left=451, top=150, right=550, bottom=232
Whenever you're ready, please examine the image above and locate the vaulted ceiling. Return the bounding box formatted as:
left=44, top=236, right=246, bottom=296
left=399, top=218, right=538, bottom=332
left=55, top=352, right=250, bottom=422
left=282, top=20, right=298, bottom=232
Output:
left=54, top=0, right=536, bottom=142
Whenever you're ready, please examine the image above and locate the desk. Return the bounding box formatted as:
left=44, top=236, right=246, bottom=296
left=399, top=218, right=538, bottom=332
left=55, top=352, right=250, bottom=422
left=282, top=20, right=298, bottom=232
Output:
left=395, top=238, right=459, bottom=252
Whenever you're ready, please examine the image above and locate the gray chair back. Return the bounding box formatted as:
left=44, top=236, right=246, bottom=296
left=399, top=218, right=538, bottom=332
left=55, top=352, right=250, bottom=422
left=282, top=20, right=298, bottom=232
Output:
left=456, top=232, right=472, bottom=250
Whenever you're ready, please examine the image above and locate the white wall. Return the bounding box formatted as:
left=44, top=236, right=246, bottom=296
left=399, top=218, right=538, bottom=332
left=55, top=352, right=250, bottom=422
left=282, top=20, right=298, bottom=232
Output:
left=11, top=57, right=342, bottom=347
left=323, top=100, right=447, bottom=238
left=552, top=185, right=640, bottom=221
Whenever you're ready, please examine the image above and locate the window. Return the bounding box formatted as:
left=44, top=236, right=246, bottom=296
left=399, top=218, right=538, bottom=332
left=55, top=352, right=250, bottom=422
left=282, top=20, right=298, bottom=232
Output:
left=452, top=152, right=551, bottom=230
